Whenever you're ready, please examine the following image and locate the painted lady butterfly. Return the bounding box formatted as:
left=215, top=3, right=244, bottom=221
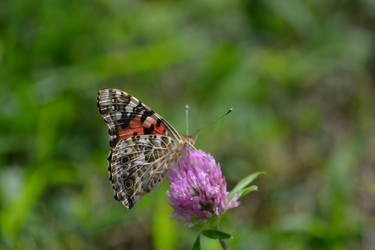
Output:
left=97, top=88, right=195, bottom=209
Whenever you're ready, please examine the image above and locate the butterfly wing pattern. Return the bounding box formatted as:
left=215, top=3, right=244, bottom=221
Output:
left=97, top=88, right=194, bottom=208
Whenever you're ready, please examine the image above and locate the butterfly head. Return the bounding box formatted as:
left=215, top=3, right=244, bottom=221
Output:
left=182, top=135, right=196, bottom=148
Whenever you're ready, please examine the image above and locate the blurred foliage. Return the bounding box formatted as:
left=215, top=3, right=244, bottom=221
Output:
left=1, top=0, right=375, bottom=249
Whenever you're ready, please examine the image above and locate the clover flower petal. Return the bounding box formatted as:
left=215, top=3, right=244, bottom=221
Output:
left=167, top=149, right=239, bottom=226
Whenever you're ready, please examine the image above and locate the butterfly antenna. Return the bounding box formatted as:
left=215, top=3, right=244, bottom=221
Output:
left=192, top=108, right=233, bottom=135
left=185, top=104, right=189, bottom=135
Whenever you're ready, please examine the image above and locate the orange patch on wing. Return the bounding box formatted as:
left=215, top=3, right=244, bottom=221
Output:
left=143, top=116, right=167, bottom=135
left=117, top=126, right=144, bottom=140
left=116, top=116, right=167, bottom=140
left=153, top=125, right=166, bottom=134
left=129, top=119, right=143, bottom=129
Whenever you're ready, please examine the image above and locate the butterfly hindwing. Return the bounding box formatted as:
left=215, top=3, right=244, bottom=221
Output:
left=110, top=135, right=182, bottom=208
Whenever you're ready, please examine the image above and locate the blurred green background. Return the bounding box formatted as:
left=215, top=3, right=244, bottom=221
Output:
left=1, top=0, right=375, bottom=249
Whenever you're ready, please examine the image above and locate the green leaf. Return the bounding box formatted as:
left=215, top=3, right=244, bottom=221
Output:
left=201, top=229, right=231, bottom=240
left=192, top=235, right=200, bottom=250
left=229, top=171, right=266, bottom=199
left=238, top=185, right=258, bottom=199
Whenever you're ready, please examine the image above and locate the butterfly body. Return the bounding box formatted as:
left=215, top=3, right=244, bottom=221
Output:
left=97, top=88, right=194, bottom=208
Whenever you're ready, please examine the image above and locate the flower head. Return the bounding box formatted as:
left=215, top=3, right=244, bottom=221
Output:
left=167, top=149, right=239, bottom=226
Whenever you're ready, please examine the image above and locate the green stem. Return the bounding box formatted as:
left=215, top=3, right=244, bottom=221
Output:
left=219, top=239, right=229, bottom=250
left=216, top=222, right=229, bottom=250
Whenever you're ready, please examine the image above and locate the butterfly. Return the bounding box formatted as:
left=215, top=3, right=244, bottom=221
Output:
left=97, top=88, right=195, bottom=209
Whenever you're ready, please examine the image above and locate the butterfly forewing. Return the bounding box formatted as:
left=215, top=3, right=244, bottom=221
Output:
left=97, top=88, right=194, bottom=209
left=97, top=88, right=182, bottom=149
